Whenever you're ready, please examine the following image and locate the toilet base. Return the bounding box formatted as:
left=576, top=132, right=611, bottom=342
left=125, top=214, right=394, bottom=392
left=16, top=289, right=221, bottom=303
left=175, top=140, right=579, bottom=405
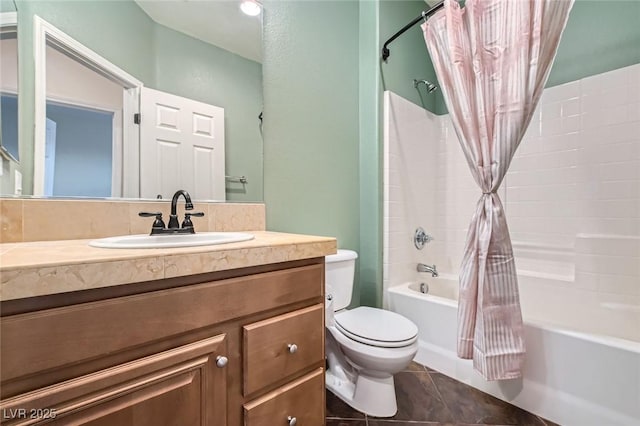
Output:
left=326, top=369, right=398, bottom=418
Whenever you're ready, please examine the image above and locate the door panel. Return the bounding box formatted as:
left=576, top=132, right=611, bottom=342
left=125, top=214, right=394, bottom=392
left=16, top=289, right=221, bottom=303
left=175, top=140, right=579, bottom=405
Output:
left=157, top=139, right=181, bottom=197
left=0, top=335, right=228, bottom=426
left=140, top=87, right=225, bottom=200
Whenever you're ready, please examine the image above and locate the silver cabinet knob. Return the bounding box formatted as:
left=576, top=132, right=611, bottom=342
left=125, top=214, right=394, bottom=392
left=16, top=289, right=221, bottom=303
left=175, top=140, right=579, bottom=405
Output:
left=287, top=416, right=297, bottom=426
left=216, top=355, right=228, bottom=368
left=287, top=344, right=298, bottom=354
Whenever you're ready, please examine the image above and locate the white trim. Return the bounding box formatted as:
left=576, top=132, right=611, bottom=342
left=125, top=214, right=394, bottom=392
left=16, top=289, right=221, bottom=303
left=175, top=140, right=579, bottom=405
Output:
left=46, top=95, right=118, bottom=115
left=111, top=110, right=123, bottom=198
left=122, top=87, right=140, bottom=198
left=34, top=16, right=46, bottom=195
left=0, top=12, right=17, bottom=27
left=33, top=15, right=142, bottom=196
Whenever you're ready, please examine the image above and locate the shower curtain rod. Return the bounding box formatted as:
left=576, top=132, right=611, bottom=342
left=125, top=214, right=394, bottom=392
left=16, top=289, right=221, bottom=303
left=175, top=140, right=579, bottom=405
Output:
left=381, top=0, right=444, bottom=62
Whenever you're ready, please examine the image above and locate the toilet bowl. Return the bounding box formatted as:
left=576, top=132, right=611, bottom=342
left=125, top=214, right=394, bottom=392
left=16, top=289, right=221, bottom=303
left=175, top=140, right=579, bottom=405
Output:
left=325, top=250, right=418, bottom=417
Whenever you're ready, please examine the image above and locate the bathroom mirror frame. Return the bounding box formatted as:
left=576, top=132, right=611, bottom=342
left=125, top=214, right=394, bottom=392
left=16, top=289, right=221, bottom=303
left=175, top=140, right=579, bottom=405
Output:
left=33, top=16, right=144, bottom=198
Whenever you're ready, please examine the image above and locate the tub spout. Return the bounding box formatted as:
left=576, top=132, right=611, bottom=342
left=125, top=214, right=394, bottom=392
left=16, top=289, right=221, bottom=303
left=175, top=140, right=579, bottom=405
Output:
left=417, top=263, right=438, bottom=277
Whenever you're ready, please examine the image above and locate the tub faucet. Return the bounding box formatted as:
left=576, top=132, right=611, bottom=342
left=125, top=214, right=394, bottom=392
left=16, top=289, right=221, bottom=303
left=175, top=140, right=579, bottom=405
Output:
left=417, top=263, right=438, bottom=277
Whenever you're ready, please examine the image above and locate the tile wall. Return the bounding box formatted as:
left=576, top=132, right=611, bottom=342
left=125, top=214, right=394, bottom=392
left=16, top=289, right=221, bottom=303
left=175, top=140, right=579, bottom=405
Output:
left=383, top=64, right=640, bottom=316
left=383, top=92, right=440, bottom=292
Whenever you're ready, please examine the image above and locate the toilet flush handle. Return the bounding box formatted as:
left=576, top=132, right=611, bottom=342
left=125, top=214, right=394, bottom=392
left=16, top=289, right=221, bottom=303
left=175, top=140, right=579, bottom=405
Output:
left=287, top=343, right=298, bottom=354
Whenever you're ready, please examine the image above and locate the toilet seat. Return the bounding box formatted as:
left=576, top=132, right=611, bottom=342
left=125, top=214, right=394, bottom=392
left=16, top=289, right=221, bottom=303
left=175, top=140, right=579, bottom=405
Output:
left=334, top=307, right=418, bottom=348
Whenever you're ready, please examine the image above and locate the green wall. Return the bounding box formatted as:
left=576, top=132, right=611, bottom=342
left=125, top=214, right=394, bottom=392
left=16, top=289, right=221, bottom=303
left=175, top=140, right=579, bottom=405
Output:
left=549, top=0, right=640, bottom=87
left=154, top=26, right=263, bottom=202
left=13, top=0, right=263, bottom=201
left=359, top=0, right=382, bottom=307
left=1, top=0, right=16, bottom=13
left=262, top=1, right=361, bottom=266
left=378, top=0, right=444, bottom=114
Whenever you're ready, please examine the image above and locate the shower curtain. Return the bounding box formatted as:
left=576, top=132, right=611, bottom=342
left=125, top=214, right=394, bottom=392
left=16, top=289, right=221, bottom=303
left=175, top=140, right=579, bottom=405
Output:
left=422, top=0, right=574, bottom=380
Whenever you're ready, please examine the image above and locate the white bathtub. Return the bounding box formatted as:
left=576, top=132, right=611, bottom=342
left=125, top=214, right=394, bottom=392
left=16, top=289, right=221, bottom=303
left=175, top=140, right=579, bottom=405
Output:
left=387, top=277, right=640, bottom=426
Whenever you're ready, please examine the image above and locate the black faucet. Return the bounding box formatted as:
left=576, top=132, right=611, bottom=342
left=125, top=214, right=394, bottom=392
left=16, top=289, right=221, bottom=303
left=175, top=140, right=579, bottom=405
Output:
left=139, top=190, right=205, bottom=235
left=168, top=190, right=194, bottom=229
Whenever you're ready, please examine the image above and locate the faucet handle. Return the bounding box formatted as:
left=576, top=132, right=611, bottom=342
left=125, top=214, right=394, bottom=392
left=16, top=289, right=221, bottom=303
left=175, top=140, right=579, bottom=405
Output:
left=139, top=212, right=165, bottom=231
left=181, top=212, right=205, bottom=230
left=414, top=227, right=434, bottom=250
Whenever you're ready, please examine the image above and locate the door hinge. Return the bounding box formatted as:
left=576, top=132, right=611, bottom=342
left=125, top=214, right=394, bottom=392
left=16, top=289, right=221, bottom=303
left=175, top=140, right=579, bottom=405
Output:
left=134, top=113, right=141, bottom=124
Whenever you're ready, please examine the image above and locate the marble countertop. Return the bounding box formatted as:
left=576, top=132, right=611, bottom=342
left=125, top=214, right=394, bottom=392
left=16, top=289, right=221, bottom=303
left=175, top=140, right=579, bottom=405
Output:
left=0, top=231, right=336, bottom=301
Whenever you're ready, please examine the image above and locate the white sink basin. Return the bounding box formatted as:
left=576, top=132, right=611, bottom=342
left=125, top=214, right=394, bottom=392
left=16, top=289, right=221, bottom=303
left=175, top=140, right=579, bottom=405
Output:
left=89, top=232, right=254, bottom=249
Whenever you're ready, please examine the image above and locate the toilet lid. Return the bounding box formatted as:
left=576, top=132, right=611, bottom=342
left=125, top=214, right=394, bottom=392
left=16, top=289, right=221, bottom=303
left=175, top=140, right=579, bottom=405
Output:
left=334, top=307, right=418, bottom=348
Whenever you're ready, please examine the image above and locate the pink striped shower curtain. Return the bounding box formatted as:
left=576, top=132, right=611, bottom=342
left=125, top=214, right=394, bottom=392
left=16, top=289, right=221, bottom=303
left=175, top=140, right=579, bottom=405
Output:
left=422, top=0, right=574, bottom=380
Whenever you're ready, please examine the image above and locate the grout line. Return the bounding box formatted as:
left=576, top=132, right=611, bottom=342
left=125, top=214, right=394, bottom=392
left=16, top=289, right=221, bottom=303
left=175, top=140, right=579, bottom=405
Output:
left=424, top=368, right=456, bottom=423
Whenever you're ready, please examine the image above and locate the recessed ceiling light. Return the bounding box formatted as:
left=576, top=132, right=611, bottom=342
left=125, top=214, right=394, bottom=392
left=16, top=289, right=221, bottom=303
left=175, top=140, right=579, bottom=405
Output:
left=240, top=0, right=261, bottom=16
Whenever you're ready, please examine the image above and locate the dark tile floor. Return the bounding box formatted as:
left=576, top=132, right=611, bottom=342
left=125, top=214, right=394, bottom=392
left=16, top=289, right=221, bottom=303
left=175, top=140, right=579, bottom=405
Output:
left=326, top=362, right=559, bottom=426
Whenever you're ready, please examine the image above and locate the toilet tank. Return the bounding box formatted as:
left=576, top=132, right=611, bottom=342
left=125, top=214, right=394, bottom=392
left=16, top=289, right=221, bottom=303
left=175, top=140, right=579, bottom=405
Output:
left=325, top=249, right=358, bottom=311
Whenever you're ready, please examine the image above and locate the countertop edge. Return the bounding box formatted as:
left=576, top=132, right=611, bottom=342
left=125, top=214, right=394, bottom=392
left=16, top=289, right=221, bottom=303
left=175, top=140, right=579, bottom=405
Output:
left=0, top=231, right=337, bottom=302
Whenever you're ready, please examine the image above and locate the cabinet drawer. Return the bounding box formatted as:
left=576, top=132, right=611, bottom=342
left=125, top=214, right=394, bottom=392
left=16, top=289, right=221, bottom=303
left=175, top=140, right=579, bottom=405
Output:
left=244, top=368, right=324, bottom=426
left=243, top=304, right=324, bottom=395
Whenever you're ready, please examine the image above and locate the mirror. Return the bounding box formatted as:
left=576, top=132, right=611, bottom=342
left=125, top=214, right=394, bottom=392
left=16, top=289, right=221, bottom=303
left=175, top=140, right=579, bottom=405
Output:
left=0, top=1, right=19, bottom=195
left=1, top=0, right=263, bottom=202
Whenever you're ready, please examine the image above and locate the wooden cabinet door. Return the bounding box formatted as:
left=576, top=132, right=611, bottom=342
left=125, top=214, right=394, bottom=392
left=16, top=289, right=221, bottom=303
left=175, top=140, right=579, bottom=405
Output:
left=0, top=335, right=228, bottom=426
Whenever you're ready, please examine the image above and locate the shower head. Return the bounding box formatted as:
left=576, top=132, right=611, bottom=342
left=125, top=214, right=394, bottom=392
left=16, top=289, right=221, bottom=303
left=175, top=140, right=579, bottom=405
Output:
left=413, top=79, right=438, bottom=93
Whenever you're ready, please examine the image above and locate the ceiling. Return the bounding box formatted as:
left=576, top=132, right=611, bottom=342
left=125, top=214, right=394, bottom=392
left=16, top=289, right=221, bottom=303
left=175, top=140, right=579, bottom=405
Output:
left=135, top=0, right=262, bottom=63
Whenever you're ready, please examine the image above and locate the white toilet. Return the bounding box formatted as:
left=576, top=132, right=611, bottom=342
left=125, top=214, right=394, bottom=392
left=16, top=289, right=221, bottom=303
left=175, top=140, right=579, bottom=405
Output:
left=325, top=249, right=418, bottom=418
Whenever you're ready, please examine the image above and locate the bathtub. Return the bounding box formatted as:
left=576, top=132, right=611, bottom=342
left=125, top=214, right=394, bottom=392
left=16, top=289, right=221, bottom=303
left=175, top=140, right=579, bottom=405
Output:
left=387, top=276, right=640, bottom=426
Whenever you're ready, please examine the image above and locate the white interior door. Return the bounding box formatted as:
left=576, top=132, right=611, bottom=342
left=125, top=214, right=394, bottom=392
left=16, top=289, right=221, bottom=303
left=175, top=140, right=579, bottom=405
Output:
left=44, top=117, right=57, bottom=196
left=139, top=87, right=225, bottom=200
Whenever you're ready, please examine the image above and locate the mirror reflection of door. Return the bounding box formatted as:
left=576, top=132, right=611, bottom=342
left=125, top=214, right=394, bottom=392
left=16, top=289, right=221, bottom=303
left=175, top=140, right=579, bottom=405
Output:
left=45, top=44, right=123, bottom=197
left=140, top=87, right=225, bottom=201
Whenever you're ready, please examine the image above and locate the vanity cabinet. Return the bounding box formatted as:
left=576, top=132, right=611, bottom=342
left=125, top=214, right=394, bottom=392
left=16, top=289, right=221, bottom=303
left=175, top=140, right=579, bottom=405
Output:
left=0, top=258, right=326, bottom=426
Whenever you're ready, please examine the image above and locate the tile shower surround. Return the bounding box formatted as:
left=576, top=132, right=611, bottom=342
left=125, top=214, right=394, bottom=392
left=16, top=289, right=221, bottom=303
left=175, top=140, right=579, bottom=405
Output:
left=383, top=63, right=640, bottom=302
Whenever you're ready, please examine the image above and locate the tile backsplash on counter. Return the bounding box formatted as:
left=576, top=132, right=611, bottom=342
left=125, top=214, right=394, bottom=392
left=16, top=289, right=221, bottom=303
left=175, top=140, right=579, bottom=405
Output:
left=0, top=199, right=265, bottom=243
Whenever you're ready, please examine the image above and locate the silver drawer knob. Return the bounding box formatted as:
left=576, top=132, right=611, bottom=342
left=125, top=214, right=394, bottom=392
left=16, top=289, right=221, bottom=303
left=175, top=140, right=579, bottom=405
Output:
left=287, top=416, right=297, bottom=426
left=216, top=356, right=228, bottom=368
left=287, top=344, right=298, bottom=354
